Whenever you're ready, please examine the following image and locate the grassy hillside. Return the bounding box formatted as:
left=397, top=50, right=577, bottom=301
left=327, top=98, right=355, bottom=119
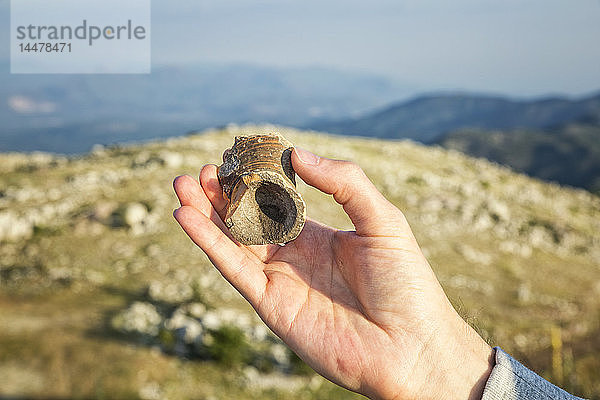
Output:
left=437, top=121, right=600, bottom=194
left=1, top=125, right=599, bottom=399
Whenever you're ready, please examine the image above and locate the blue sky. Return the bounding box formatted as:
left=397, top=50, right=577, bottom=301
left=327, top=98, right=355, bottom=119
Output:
left=2, top=0, right=599, bottom=97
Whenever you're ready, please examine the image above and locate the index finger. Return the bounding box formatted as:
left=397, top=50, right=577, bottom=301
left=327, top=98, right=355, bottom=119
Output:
left=173, top=205, right=268, bottom=306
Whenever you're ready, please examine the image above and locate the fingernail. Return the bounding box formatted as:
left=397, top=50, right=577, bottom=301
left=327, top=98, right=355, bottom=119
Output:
left=173, top=175, right=187, bottom=189
left=294, top=147, right=320, bottom=165
left=173, top=207, right=180, bottom=218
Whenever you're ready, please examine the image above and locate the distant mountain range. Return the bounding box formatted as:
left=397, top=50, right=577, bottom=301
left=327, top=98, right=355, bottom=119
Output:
left=437, top=119, right=600, bottom=194
left=310, top=92, right=600, bottom=143
left=0, top=63, right=413, bottom=153
left=310, top=92, right=600, bottom=194
left=2, top=63, right=600, bottom=194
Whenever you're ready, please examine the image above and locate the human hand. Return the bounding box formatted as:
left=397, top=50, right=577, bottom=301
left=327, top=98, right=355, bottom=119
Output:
left=173, top=147, right=494, bottom=400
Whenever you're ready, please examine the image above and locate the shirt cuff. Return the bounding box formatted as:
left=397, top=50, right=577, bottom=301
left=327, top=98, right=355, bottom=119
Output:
left=481, top=347, right=585, bottom=400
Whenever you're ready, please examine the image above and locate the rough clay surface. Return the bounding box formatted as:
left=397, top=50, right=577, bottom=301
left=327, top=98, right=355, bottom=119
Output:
left=217, top=134, right=306, bottom=245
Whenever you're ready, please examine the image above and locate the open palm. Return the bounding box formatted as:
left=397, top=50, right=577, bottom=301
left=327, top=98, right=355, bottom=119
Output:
left=173, top=148, right=493, bottom=400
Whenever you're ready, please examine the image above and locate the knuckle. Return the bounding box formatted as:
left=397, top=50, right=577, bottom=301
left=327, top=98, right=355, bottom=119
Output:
left=342, top=160, right=361, bottom=173
left=331, top=161, right=370, bottom=203
left=334, top=181, right=354, bottom=204
left=337, top=160, right=366, bottom=181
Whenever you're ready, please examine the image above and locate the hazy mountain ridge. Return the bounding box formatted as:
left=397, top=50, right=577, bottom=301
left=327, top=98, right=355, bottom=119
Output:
left=311, top=92, right=600, bottom=192
left=436, top=120, right=600, bottom=194
left=311, top=92, right=600, bottom=142
left=1, top=125, right=599, bottom=398
left=0, top=63, right=412, bottom=153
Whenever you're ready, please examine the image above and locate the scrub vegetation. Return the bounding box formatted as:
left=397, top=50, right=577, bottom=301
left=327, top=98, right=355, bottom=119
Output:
left=1, top=125, right=598, bottom=399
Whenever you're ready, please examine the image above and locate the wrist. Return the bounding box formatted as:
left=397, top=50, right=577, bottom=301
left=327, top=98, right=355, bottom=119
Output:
left=411, top=316, right=495, bottom=400
left=444, top=323, right=495, bottom=400
left=369, top=314, right=495, bottom=400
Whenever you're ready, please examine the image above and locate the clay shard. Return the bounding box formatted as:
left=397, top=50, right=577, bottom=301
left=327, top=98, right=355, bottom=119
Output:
left=217, top=134, right=306, bottom=245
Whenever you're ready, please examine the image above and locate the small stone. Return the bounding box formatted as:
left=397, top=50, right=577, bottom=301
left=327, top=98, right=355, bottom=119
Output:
left=186, top=303, right=207, bottom=319
left=92, top=201, right=118, bottom=221
left=270, top=343, right=290, bottom=366
left=112, top=301, right=162, bottom=336
left=201, top=310, right=222, bottom=330
left=0, top=211, right=34, bottom=242
left=124, top=203, right=148, bottom=227
left=159, top=151, right=183, bottom=168
left=165, top=312, right=203, bottom=344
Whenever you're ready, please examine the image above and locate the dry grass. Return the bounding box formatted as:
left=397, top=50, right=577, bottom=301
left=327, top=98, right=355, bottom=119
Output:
left=0, top=124, right=598, bottom=399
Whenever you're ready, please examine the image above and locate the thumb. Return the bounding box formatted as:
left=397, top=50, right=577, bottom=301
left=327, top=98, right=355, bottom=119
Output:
left=291, top=147, right=404, bottom=236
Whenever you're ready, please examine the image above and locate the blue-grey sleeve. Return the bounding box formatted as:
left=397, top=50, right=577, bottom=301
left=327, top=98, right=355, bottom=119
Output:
left=482, top=347, right=586, bottom=400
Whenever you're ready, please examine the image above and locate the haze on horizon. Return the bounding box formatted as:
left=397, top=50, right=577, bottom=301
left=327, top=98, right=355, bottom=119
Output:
left=0, top=0, right=599, bottom=98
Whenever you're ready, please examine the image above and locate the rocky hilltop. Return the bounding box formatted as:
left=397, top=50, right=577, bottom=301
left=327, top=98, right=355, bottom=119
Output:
left=1, top=125, right=599, bottom=399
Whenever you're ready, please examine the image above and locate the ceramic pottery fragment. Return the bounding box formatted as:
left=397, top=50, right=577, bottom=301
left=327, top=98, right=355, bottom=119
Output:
left=217, top=134, right=306, bottom=245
